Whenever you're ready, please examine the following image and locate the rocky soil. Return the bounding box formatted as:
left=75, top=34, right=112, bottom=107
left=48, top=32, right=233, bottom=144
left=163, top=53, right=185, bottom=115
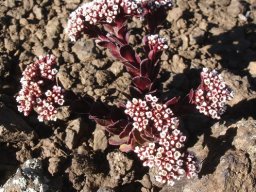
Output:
left=0, top=0, right=256, bottom=191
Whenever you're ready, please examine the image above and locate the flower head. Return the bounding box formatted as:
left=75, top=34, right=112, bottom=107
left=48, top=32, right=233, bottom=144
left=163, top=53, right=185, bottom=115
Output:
left=16, top=55, right=64, bottom=122
left=67, top=0, right=143, bottom=41
left=192, top=68, right=234, bottom=119
left=134, top=132, right=198, bottom=186
left=146, top=34, right=168, bottom=52
left=124, top=94, right=179, bottom=144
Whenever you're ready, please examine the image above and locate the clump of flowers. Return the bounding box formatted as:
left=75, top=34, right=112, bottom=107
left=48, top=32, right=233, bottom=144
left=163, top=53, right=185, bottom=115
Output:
left=16, top=55, right=64, bottom=122
left=11, top=0, right=236, bottom=188
left=190, top=68, right=234, bottom=119
left=65, top=0, right=235, bottom=187
left=131, top=95, right=198, bottom=185
left=135, top=142, right=197, bottom=186
left=67, top=0, right=143, bottom=41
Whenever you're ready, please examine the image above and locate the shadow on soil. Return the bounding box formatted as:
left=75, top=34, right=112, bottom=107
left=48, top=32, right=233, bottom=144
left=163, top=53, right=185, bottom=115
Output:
left=207, top=23, right=256, bottom=91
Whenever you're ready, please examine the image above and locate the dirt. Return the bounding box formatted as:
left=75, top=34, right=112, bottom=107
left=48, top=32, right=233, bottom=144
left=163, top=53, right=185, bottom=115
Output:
left=0, top=0, right=256, bottom=192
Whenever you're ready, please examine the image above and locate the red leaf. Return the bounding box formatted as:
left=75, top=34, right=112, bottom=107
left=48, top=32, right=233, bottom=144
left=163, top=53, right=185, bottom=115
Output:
left=148, top=50, right=155, bottom=61
left=188, top=89, right=195, bottom=103
left=119, top=144, right=133, bottom=152
left=126, top=66, right=140, bottom=77
left=119, top=123, right=133, bottom=138
left=165, top=97, right=180, bottom=107
left=130, top=86, right=143, bottom=98
left=97, top=40, right=116, bottom=50
left=140, top=59, right=151, bottom=77
left=116, top=25, right=127, bottom=40
left=132, top=76, right=152, bottom=91
left=151, top=59, right=160, bottom=80
left=107, top=119, right=127, bottom=129
left=102, top=24, right=114, bottom=34
left=90, top=117, right=113, bottom=127
left=120, top=45, right=137, bottom=64
left=132, top=130, right=146, bottom=145
left=109, top=135, right=128, bottom=146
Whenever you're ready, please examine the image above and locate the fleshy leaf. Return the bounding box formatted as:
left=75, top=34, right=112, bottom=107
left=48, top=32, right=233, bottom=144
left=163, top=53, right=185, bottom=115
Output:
left=119, top=144, right=133, bottom=152
left=116, top=25, right=127, bottom=41
left=140, top=59, right=152, bottom=77
left=120, top=45, right=137, bottom=65
left=132, top=76, right=152, bottom=91
left=148, top=50, right=155, bottom=61
left=90, top=117, right=113, bottom=127
left=188, top=89, right=195, bottom=103
left=151, top=59, right=160, bottom=80
left=165, top=96, right=180, bottom=107
left=133, top=130, right=146, bottom=145
left=119, top=123, right=133, bottom=138
left=97, top=41, right=122, bottom=60
left=109, top=135, right=128, bottom=145
left=130, top=85, right=143, bottom=98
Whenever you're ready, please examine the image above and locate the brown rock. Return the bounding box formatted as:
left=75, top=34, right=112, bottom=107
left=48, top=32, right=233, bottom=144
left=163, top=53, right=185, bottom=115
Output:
left=33, top=5, right=43, bottom=20
left=57, top=65, right=74, bottom=89
left=171, top=54, right=187, bottom=73
left=106, top=151, right=134, bottom=185
left=93, top=125, right=108, bottom=152
left=48, top=157, right=62, bottom=175
left=46, top=17, right=60, bottom=37
left=72, top=39, right=95, bottom=62
left=65, top=118, right=87, bottom=150
left=247, top=61, right=256, bottom=76
left=95, top=70, right=113, bottom=86
left=108, top=61, right=124, bottom=76
left=167, top=7, right=183, bottom=22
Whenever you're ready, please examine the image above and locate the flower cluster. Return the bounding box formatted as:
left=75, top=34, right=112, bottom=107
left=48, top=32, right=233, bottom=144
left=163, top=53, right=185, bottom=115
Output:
left=192, top=68, right=234, bottom=119
left=147, top=34, right=168, bottom=52
left=16, top=55, right=64, bottom=122
left=125, top=94, right=198, bottom=185
left=139, top=0, right=172, bottom=11
left=135, top=142, right=197, bottom=185
left=124, top=94, right=179, bottom=143
left=67, top=0, right=143, bottom=41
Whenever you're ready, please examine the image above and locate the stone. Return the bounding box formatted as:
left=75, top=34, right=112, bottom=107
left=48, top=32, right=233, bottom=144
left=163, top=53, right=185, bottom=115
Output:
left=0, top=159, right=54, bottom=191
left=46, top=17, right=60, bottom=37
left=189, top=27, right=205, bottom=45
left=72, top=39, right=95, bottom=62
left=107, top=151, right=134, bottom=184
left=247, top=61, right=256, bottom=76
left=108, top=61, right=124, bottom=76
left=93, top=125, right=108, bottom=151
left=4, top=38, right=16, bottom=52
left=44, top=38, right=55, bottom=49
left=227, top=0, right=244, bottom=17
left=33, top=5, right=43, bottom=20
left=140, top=174, right=152, bottom=189
left=0, top=54, right=9, bottom=78
left=0, top=102, right=35, bottom=143
left=167, top=7, right=183, bottom=22
left=19, top=18, right=29, bottom=26
left=62, top=51, right=75, bottom=63
left=57, top=65, right=74, bottom=90
left=5, top=0, right=15, bottom=8
left=95, top=70, right=113, bottom=86
left=23, top=0, right=34, bottom=11
left=32, top=44, right=45, bottom=56
left=48, top=157, right=62, bottom=175
left=65, top=118, right=88, bottom=149
left=97, top=187, right=115, bottom=192
left=171, top=54, right=187, bottom=73
left=56, top=106, right=71, bottom=121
